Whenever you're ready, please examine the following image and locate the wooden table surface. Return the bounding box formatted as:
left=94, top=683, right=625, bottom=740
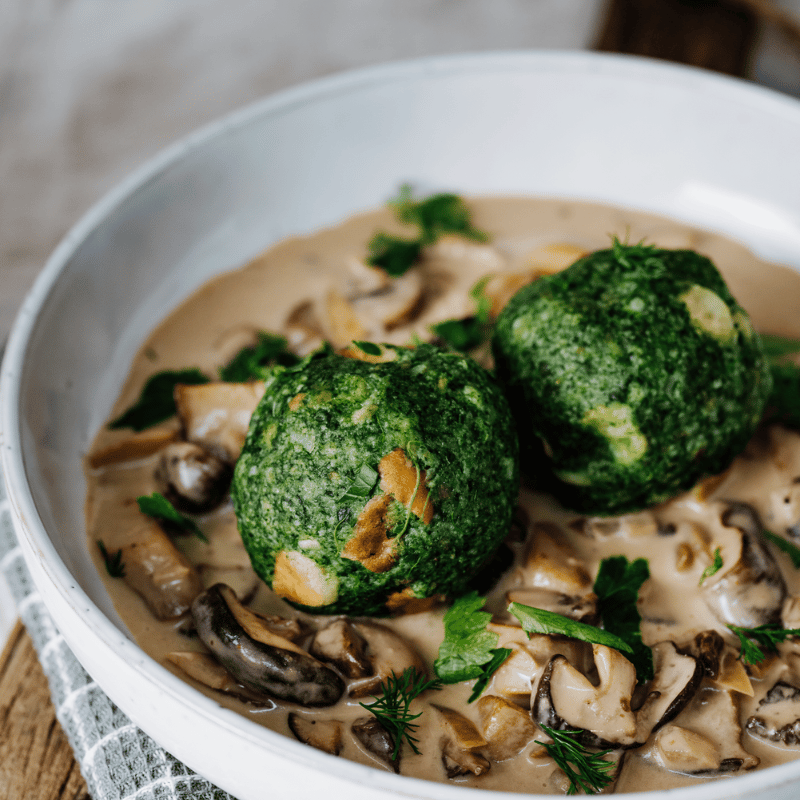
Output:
left=1, top=3, right=792, bottom=799
left=0, top=622, right=88, bottom=800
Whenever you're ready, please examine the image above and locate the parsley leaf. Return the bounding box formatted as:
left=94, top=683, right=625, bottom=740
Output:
left=338, top=463, right=379, bottom=504
left=508, top=602, right=633, bottom=655
left=699, top=547, right=724, bottom=585
left=393, top=187, right=489, bottom=245
left=728, top=623, right=800, bottom=665
left=366, top=233, right=422, bottom=277
left=763, top=529, right=800, bottom=568
left=536, top=726, right=615, bottom=796
left=594, top=556, right=653, bottom=682
left=352, top=340, right=382, bottom=357
left=97, top=539, right=126, bottom=578
left=219, top=331, right=299, bottom=382
left=434, top=591, right=512, bottom=701
left=137, top=492, right=207, bottom=541
left=359, top=667, right=441, bottom=758
left=367, top=187, right=489, bottom=277
left=759, top=333, right=800, bottom=360
left=109, top=369, right=210, bottom=431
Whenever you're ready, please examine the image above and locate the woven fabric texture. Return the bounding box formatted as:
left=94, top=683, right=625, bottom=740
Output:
left=0, top=477, right=237, bottom=800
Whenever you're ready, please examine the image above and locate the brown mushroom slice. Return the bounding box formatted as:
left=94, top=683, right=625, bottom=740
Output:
left=309, top=618, right=373, bottom=680
left=175, top=381, right=265, bottom=463
left=505, top=587, right=598, bottom=625
left=669, top=684, right=759, bottom=772
left=651, top=725, right=722, bottom=774
left=690, top=630, right=752, bottom=696
left=350, top=267, right=424, bottom=332
left=288, top=713, right=344, bottom=756
left=633, top=641, right=703, bottom=744
left=476, top=694, right=536, bottom=760
left=155, top=441, right=232, bottom=513
left=166, top=651, right=273, bottom=706
left=347, top=621, right=427, bottom=699
left=284, top=300, right=325, bottom=355
left=88, top=424, right=181, bottom=469
left=351, top=716, right=400, bottom=773
left=702, top=503, right=787, bottom=628
left=746, top=681, right=800, bottom=745
left=192, top=584, right=344, bottom=707
left=522, top=522, right=592, bottom=595
left=432, top=704, right=491, bottom=778
left=320, top=289, right=367, bottom=347
left=535, top=646, right=638, bottom=747
left=120, top=521, right=203, bottom=619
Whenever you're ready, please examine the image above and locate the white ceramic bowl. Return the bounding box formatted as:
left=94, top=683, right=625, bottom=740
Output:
left=4, top=51, right=800, bottom=800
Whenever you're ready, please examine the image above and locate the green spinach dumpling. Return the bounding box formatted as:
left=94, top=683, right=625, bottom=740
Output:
left=492, top=241, right=771, bottom=515
left=232, top=344, right=519, bottom=615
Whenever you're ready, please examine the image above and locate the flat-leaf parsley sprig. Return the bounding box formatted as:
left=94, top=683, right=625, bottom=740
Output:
left=360, top=667, right=442, bottom=759
left=727, top=623, right=800, bottom=665
left=435, top=591, right=512, bottom=702
left=536, top=726, right=616, bottom=796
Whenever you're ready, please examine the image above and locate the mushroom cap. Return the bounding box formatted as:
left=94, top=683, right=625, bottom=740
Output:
left=492, top=243, right=771, bottom=515
left=232, top=344, right=519, bottom=615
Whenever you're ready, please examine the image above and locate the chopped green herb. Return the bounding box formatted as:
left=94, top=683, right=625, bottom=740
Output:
left=593, top=556, right=653, bottom=682
left=359, top=667, right=442, bottom=758
left=367, top=187, right=489, bottom=277
left=728, top=623, right=800, bottom=665
left=536, top=726, right=615, bottom=796
left=699, top=547, right=724, bottom=585
left=434, top=591, right=512, bottom=701
left=508, top=602, right=633, bottom=655
left=219, top=331, right=299, bottom=382
left=759, top=333, right=800, bottom=360
left=137, top=492, right=207, bottom=542
left=392, top=186, right=489, bottom=245
left=430, top=277, right=493, bottom=352
left=366, top=233, right=423, bottom=277
left=764, top=529, right=800, bottom=568
left=109, top=369, right=209, bottom=431
left=352, top=340, right=382, bottom=357
left=338, top=463, right=379, bottom=504
left=97, top=539, right=126, bottom=578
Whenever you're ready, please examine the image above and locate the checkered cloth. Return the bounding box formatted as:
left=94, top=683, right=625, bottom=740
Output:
left=0, top=476, right=236, bottom=800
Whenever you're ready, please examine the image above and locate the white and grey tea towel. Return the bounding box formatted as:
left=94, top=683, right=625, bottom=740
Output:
left=0, top=476, right=236, bottom=800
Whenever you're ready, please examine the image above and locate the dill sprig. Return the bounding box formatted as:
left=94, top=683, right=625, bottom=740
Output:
left=97, top=539, right=126, bottom=578
left=359, top=667, right=442, bottom=759
left=536, top=726, right=615, bottom=796
left=728, top=623, right=800, bottom=665
left=699, top=546, right=723, bottom=585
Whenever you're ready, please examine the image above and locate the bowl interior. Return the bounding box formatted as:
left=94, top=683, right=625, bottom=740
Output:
left=5, top=51, right=800, bottom=799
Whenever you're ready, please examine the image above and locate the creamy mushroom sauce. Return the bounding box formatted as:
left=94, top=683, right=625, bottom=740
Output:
left=86, top=197, right=800, bottom=794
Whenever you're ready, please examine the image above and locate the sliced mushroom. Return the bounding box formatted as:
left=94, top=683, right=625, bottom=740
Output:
left=120, top=521, right=203, bottom=619
left=505, top=587, right=598, bottom=625
left=633, top=641, right=703, bottom=744
left=432, top=704, right=490, bottom=778
left=666, top=684, right=759, bottom=772
left=166, top=651, right=274, bottom=706
left=284, top=300, right=325, bottom=355
left=476, top=694, right=536, bottom=760
left=155, top=441, right=232, bottom=513
left=319, top=620, right=428, bottom=699
left=690, top=630, right=753, bottom=696
left=309, top=618, right=372, bottom=679
left=534, top=645, right=638, bottom=747
left=192, top=584, right=344, bottom=706
left=651, top=725, right=722, bottom=774
left=746, top=681, right=800, bottom=745
left=702, top=503, right=786, bottom=628
left=175, top=381, right=265, bottom=463
left=288, top=713, right=344, bottom=755
left=88, top=424, right=180, bottom=469
left=351, top=716, right=400, bottom=772
left=521, top=522, right=593, bottom=595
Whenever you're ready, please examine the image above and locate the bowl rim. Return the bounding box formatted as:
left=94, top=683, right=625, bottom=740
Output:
left=4, top=49, right=800, bottom=799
